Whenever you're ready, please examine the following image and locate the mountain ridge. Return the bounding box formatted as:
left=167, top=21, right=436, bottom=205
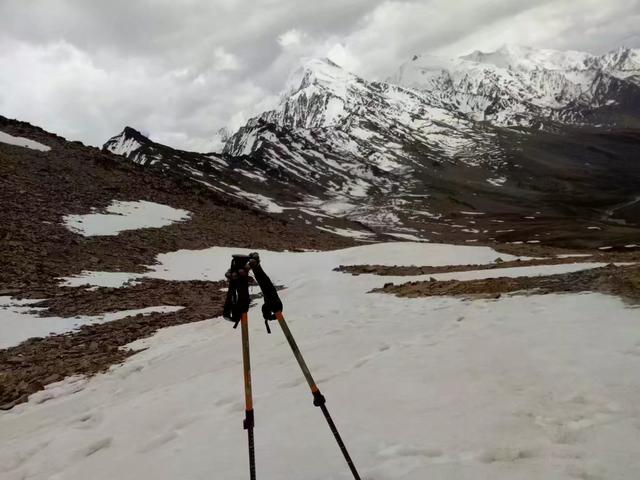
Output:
left=391, top=45, right=640, bottom=128
left=105, top=45, right=640, bottom=248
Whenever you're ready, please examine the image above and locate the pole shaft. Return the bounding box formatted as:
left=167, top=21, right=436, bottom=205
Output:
left=241, top=312, right=253, bottom=411
left=240, top=312, right=256, bottom=480
left=320, top=405, right=361, bottom=480
left=274, top=312, right=361, bottom=480
left=247, top=428, right=256, bottom=480
left=275, top=312, right=317, bottom=391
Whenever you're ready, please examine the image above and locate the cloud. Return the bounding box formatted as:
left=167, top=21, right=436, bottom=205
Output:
left=0, top=0, right=638, bottom=151
left=326, top=43, right=361, bottom=72
left=213, top=47, right=241, bottom=72
left=278, top=29, right=305, bottom=48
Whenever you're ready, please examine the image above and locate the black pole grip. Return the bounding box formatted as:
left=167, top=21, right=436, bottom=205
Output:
left=252, top=263, right=283, bottom=313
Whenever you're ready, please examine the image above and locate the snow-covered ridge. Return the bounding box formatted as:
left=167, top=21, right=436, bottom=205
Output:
left=104, top=127, right=148, bottom=164
left=461, top=44, right=596, bottom=71
left=224, top=56, right=494, bottom=164
left=227, top=45, right=640, bottom=163
left=222, top=54, right=508, bottom=225
left=263, top=58, right=360, bottom=130
left=105, top=45, right=640, bottom=237
left=228, top=45, right=640, bottom=156
left=106, top=135, right=141, bottom=157
left=391, top=45, right=640, bottom=126
left=215, top=45, right=640, bottom=232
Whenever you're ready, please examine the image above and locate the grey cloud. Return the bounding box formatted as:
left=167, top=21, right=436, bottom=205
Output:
left=0, top=0, right=638, bottom=151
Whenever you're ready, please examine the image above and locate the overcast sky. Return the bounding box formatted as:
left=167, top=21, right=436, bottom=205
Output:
left=1, top=0, right=639, bottom=151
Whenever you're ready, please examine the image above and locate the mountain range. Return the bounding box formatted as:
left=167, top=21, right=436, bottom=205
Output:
left=105, top=45, right=640, bottom=248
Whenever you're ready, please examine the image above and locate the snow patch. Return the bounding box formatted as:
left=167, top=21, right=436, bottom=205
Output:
left=105, top=135, right=141, bottom=157
left=233, top=191, right=286, bottom=214
left=319, top=200, right=357, bottom=216
left=487, top=177, right=507, bottom=187
left=0, top=131, right=51, bottom=151
left=60, top=271, right=142, bottom=289
left=63, top=200, right=191, bottom=236
left=316, top=226, right=376, bottom=240
left=385, top=232, right=427, bottom=242
left=0, top=300, right=184, bottom=348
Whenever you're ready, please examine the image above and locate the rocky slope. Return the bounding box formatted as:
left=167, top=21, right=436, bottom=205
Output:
left=2, top=115, right=355, bottom=294
left=104, top=124, right=378, bottom=237
left=107, top=46, right=640, bottom=249
left=1, top=114, right=359, bottom=408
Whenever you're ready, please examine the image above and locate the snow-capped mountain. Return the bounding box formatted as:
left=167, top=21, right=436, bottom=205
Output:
left=105, top=127, right=154, bottom=165
left=103, top=125, right=379, bottom=236
left=390, top=45, right=640, bottom=127
left=106, top=46, right=640, bottom=246
left=105, top=126, right=229, bottom=174
left=223, top=58, right=512, bottom=228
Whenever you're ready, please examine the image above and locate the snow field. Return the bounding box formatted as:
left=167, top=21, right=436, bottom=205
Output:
left=2, top=242, right=640, bottom=479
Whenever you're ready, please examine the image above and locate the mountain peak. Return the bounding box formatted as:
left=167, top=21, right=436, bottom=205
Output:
left=120, top=126, right=149, bottom=141
left=105, top=126, right=149, bottom=157
left=600, top=46, right=640, bottom=71
left=305, top=57, right=342, bottom=71
left=391, top=43, right=640, bottom=127
left=497, top=43, right=530, bottom=54
left=460, top=44, right=594, bottom=71
left=283, top=57, right=354, bottom=98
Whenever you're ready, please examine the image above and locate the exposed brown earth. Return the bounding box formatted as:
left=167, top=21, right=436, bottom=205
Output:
left=334, top=257, right=582, bottom=276
left=0, top=279, right=228, bottom=410
left=2, top=116, right=639, bottom=410
left=374, top=263, right=640, bottom=304
left=0, top=116, right=354, bottom=409
left=335, top=250, right=640, bottom=276
left=0, top=115, right=355, bottom=299
left=32, top=278, right=223, bottom=317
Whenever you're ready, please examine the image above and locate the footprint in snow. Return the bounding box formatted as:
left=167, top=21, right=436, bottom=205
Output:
left=479, top=446, right=537, bottom=463
left=1, top=438, right=53, bottom=471
left=116, top=363, right=144, bottom=379
left=136, top=430, right=179, bottom=453
left=378, top=444, right=444, bottom=459
left=69, top=410, right=104, bottom=429
left=172, top=413, right=203, bottom=430
left=75, top=437, right=112, bottom=458
left=277, top=377, right=305, bottom=389
left=566, top=464, right=605, bottom=480
left=213, top=395, right=237, bottom=407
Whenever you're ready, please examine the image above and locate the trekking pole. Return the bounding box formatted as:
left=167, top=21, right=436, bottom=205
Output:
left=224, top=255, right=256, bottom=480
left=240, top=310, right=256, bottom=480
left=275, top=311, right=362, bottom=480
left=248, top=254, right=362, bottom=480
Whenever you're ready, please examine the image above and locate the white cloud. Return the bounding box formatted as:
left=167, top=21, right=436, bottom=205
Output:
left=212, top=47, right=241, bottom=72
left=278, top=29, right=304, bottom=47
left=0, top=38, right=268, bottom=150
left=0, top=0, right=638, bottom=151
left=326, top=43, right=361, bottom=72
